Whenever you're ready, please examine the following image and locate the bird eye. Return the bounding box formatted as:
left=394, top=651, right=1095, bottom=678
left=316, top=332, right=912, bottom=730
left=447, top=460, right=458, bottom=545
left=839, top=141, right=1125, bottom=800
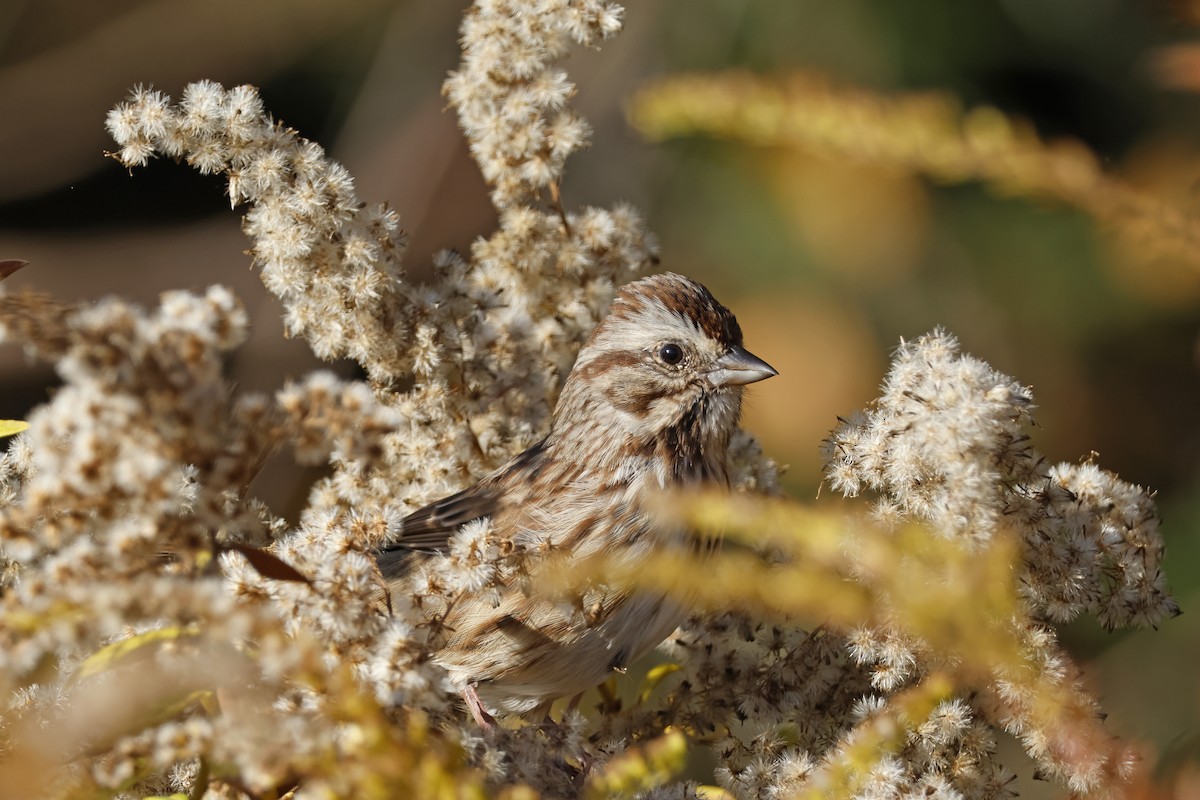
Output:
left=658, top=343, right=684, bottom=365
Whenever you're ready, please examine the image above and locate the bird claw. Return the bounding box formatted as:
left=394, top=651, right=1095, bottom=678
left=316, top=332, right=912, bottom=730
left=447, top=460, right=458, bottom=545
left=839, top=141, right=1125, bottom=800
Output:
left=463, top=683, right=496, bottom=730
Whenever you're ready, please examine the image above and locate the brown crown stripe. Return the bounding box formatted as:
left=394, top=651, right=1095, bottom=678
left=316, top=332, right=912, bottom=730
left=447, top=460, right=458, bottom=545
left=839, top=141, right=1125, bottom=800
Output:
left=609, top=273, right=743, bottom=348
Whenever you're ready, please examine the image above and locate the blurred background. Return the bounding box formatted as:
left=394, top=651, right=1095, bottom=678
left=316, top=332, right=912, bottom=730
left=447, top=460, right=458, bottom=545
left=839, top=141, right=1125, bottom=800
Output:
left=1, top=0, right=1197, bottom=795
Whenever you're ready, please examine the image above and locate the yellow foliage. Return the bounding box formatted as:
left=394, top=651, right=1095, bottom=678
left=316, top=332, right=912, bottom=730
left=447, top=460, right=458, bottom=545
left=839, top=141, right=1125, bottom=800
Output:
left=0, top=420, right=29, bottom=438
left=695, top=787, right=738, bottom=800
left=638, top=662, right=683, bottom=705
left=799, top=675, right=956, bottom=800
left=291, top=664, right=498, bottom=800
left=629, top=72, right=1200, bottom=270
left=632, top=493, right=1021, bottom=676
left=583, top=729, right=687, bottom=800
left=549, top=490, right=1132, bottom=796
left=73, top=625, right=201, bottom=682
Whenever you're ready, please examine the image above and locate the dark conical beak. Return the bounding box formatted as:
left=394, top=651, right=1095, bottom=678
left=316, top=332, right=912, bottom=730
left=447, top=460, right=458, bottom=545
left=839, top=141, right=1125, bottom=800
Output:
left=709, top=345, right=778, bottom=387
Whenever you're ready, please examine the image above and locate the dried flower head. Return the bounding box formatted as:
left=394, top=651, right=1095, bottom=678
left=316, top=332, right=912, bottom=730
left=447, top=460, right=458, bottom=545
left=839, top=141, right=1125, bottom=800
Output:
left=824, top=328, right=1177, bottom=630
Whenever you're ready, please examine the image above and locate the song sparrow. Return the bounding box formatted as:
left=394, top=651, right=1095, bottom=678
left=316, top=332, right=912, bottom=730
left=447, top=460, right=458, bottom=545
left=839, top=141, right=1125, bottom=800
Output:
left=376, top=272, right=776, bottom=726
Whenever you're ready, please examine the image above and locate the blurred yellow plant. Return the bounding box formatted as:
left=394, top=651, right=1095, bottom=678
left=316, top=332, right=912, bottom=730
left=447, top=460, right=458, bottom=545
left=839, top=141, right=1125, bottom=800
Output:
left=797, top=674, right=956, bottom=800
left=638, top=494, right=1024, bottom=671
left=0, top=421, right=28, bottom=438
left=629, top=72, right=1200, bottom=270
left=0, top=596, right=503, bottom=800
left=549, top=489, right=1136, bottom=796
left=582, top=729, right=687, bottom=800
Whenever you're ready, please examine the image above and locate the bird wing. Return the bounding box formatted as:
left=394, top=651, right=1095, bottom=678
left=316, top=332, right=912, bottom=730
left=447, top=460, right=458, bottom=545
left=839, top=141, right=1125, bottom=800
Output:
left=375, top=482, right=502, bottom=580
left=395, top=483, right=503, bottom=553
left=375, top=438, right=549, bottom=578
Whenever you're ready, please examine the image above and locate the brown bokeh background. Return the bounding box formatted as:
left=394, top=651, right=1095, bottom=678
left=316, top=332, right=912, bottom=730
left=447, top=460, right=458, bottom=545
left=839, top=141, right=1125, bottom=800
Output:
left=3, top=1, right=1199, bottom=794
